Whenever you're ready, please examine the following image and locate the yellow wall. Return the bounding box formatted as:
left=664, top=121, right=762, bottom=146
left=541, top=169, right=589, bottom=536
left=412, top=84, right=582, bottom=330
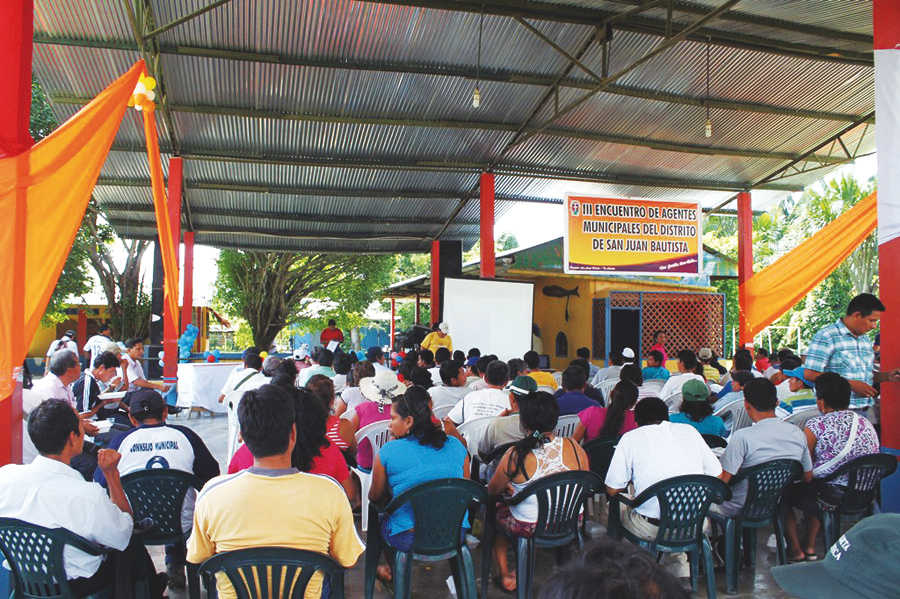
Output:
left=518, top=270, right=712, bottom=371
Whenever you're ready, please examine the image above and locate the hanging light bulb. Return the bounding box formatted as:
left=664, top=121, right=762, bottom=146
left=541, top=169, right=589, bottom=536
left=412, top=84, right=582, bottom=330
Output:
left=472, top=9, right=484, bottom=109
left=703, top=36, right=712, bottom=138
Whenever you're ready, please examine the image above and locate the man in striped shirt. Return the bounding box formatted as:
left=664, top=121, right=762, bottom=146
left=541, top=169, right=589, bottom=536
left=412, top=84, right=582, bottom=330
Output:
left=804, top=294, right=900, bottom=413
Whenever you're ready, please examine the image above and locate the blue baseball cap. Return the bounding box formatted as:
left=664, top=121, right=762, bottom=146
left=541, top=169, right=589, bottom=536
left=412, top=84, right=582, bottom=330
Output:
left=465, top=357, right=478, bottom=367
left=783, top=367, right=813, bottom=388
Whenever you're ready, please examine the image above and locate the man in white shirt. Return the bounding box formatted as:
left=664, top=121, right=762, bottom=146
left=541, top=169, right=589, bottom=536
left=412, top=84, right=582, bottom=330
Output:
left=122, top=338, right=169, bottom=393
left=96, top=390, right=219, bottom=589
left=45, top=329, right=78, bottom=374
left=445, top=360, right=510, bottom=425
left=606, top=396, right=722, bottom=579
left=430, top=347, right=452, bottom=386
left=32, top=349, right=80, bottom=407
left=83, top=323, right=113, bottom=371
left=658, top=350, right=707, bottom=400
left=0, top=399, right=161, bottom=596
left=429, top=361, right=471, bottom=408
left=591, top=350, right=626, bottom=386
left=217, top=349, right=267, bottom=460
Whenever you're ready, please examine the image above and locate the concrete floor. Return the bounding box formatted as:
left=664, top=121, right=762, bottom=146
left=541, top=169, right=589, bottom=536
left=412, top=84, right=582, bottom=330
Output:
left=155, top=411, right=801, bottom=598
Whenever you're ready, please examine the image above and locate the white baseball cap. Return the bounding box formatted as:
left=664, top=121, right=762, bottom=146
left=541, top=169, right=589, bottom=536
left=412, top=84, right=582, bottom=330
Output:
left=621, top=347, right=635, bottom=361
left=439, top=322, right=449, bottom=334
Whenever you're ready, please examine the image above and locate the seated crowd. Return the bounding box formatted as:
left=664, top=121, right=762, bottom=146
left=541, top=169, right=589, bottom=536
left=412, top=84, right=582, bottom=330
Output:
left=4, top=295, right=895, bottom=599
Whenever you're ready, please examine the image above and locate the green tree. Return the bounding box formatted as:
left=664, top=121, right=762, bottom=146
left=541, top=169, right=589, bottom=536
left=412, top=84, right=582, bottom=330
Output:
left=215, top=250, right=394, bottom=349
left=31, top=78, right=94, bottom=324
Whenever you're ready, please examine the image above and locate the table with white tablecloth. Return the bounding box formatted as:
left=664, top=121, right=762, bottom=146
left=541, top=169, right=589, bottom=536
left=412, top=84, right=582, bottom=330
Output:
left=177, top=362, right=240, bottom=414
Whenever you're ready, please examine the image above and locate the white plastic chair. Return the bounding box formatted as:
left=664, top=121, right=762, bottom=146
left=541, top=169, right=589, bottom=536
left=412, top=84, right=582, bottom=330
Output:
left=431, top=403, right=454, bottom=421
left=456, top=416, right=495, bottom=458
left=554, top=414, right=580, bottom=438
left=536, top=385, right=555, bottom=394
left=663, top=392, right=683, bottom=413
left=598, top=378, right=619, bottom=402
left=552, top=371, right=563, bottom=387
left=783, top=406, right=820, bottom=429
left=351, top=420, right=393, bottom=532
left=714, top=398, right=752, bottom=436
left=643, top=378, right=667, bottom=389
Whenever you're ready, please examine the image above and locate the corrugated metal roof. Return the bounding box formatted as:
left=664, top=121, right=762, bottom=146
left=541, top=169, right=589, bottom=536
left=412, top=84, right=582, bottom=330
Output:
left=30, top=0, right=877, bottom=253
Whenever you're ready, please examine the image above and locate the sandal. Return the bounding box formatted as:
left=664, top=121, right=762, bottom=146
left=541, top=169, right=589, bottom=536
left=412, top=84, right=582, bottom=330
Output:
left=787, top=552, right=807, bottom=563
left=805, top=553, right=820, bottom=561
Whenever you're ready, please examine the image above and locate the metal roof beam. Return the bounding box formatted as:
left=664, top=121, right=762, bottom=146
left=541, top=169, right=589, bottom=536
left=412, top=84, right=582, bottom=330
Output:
left=106, top=219, right=433, bottom=241
left=367, top=0, right=872, bottom=65
left=99, top=145, right=803, bottom=192
left=100, top=203, right=479, bottom=227
left=95, top=177, right=561, bottom=204
left=120, top=232, right=423, bottom=254
left=604, top=0, right=872, bottom=45
left=143, top=0, right=234, bottom=39
left=33, top=34, right=871, bottom=123
left=52, top=96, right=829, bottom=162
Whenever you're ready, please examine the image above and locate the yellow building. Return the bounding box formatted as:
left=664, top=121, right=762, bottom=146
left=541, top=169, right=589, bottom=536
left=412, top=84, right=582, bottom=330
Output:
left=386, top=238, right=736, bottom=371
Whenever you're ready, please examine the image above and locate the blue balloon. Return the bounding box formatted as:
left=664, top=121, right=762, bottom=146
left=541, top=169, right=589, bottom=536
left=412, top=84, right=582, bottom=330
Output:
left=212, top=349, right=221, bottom=358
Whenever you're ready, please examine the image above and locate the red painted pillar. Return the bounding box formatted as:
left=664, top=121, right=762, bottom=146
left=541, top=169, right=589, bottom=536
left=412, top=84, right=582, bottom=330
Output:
left=875, top=0, right=900, bottom=511
left=390, top=298, right=396, bottom=351
left=163, top=158, right=182, bottom=382
left=480, top=172, right=496, bottom=278
left=414, top=294, right=421, bottom=325
left=77, top=310, right=87, bottom=360
left=0, top=0, right=32, bottom=466
left=181, top=231, right=195, bottom=334
left=736, top=191, right=753, bottom=347
left=430, top=241, right=440, bottom=326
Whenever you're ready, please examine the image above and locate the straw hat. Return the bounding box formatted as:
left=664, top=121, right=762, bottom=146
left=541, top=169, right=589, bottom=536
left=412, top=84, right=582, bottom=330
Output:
left=360, top=370, right=406, bottom=404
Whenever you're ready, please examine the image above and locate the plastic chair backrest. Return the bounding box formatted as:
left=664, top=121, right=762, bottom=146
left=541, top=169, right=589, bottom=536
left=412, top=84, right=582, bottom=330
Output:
left=552, top=371, right=563, bottom=387
left=508, top=471, right=601, bottom=544
left=456, top=417, right=495, bottom=457
left=663, top=392, right=683, bottom=413
left=553, top=415, right=580, bottom=438
left=714, top=399, right=751, bottom=433
left=730, top=459, right=802, bottom=523
left=582, top=437, right=617, bottom=482
left=197, top=546, right=345, bottom=599
left=121, top=469, right=202, bottom=545
left=536, top=386, right=555, bottom=394
left=432, top=404, right=454, bottom=421
left=598, top=379, right=618, bottom=401
left=386, top=478, right=487, bottom=556
left=783, top=407, right=819, bottom=428
left=355, top=420, right=393, bottom=458
left=643, top=379, right=666, bottom=391
left=632, top=475, right=730, bottom=549
left=0, top=518, right=106, bottom=599
left=701, top=434, right=728, bottom=449
left=820, top=453, right=898, bottom=514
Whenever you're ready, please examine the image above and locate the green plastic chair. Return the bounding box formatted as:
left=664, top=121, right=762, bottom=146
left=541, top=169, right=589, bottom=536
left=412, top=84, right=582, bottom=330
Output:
left=817, top=453, right=897, bottom=547
left=581, top=437, right=617, bottom=534
left=190, top=547, right=344, bottom=599
left=607, top=475, right=730, bottom=599
left=708, top=459, right=802, bottom=594
left=0, top=517, right=111, bottom=599
left=120, top=469, right=201, bottom=546
left=481, top=470, right=602, bottom=599
left=364, top=478, right=487, bottom=599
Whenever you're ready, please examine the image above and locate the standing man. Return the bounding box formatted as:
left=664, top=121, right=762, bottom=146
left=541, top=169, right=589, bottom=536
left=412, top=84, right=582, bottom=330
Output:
left=45, top=329, right=78, bottom=374
left=320, top=318, right=344, bottom=348
left=84, top=323, right=114, bottom=370
left=421, top=322, right=453, bottom=354
left=804, top=293, right=900, bottom=417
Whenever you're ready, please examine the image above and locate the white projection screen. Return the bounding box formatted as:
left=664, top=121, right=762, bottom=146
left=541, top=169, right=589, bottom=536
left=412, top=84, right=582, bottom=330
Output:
left=442, top=277, right=535, bottom=362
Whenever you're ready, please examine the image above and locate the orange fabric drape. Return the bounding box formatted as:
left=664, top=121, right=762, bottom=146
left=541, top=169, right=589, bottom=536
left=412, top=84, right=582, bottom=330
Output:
left=739, top=191, right=877, bottom=341
left=0, top=61, right=144, bottom=396
left=142, top=110, right=179, bottom=323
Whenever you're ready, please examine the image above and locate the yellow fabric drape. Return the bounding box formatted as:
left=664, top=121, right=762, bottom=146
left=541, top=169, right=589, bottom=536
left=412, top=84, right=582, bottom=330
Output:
left=142, top=110, right=179, bottom=323
left=739, top=191, right=877, bottom=341
left=0, top=61, right=144, bottom=396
